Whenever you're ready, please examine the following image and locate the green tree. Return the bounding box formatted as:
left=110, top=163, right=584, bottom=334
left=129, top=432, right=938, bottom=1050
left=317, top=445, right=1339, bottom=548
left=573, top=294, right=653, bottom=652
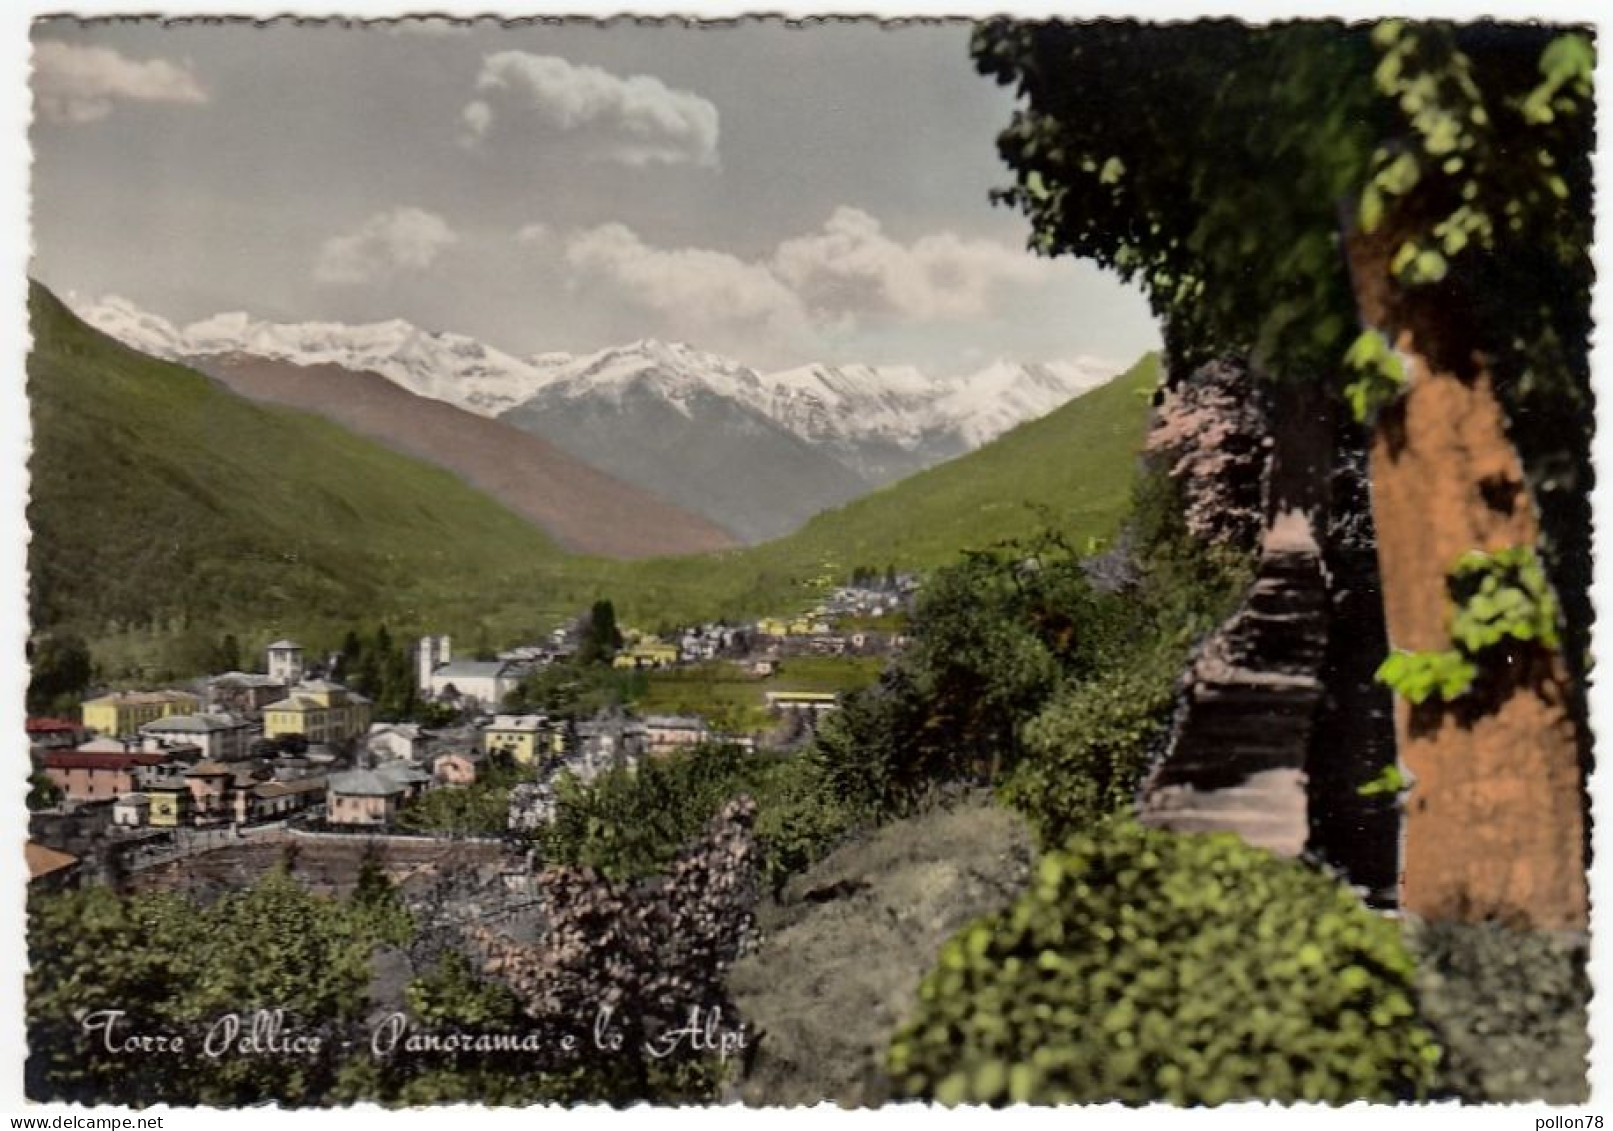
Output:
left=26, top=866, right=410, bottom=1106
left=576, top=599, right=624, bottom=666
left=972, top=19, right=1592, bottom=928
left=27, top=772, right=62, bottom=811
left=216, top=632, right=242, bottom=673
left=26, top=632, right=92, bottom=715
left=814, top=537, right=1128, bottom=816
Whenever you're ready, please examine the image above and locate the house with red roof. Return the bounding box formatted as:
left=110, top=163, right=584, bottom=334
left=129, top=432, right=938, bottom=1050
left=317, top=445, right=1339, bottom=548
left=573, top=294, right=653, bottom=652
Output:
left=42, top=748, right=171, bottom=803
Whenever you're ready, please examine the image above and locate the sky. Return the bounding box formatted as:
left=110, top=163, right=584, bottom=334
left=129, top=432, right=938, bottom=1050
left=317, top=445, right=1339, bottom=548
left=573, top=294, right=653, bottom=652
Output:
left=27, top=17, right=1161, bottom=373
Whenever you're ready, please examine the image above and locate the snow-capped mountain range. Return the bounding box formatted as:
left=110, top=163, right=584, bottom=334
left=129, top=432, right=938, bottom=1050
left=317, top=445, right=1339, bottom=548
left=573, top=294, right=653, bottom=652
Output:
left=71, top=294, right=1120, bottom=456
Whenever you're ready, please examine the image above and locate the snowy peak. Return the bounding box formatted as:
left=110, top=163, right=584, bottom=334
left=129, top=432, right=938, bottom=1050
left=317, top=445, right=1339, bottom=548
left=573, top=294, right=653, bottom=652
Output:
left=69, top=293, right=188, bottom=360
left=68, top=296, right=555, bottom=417
left=935, top=358, right=1116, bottom=447
left=65, top=293, right=1124, bottom=455
left=533, top=339, right=767, bottom=417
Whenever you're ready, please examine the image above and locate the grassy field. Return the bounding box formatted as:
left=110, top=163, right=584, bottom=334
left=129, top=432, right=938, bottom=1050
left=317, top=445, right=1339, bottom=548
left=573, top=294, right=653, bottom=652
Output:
left=632, top=655, right=887, bottom=731
left=28, top=280, right=1157, bottom=679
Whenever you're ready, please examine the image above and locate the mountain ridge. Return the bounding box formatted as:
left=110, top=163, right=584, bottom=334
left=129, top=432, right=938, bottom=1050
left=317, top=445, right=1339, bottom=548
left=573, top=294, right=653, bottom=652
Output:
left=30, top=279, right=1159, bottom=676
left=192, top=351, right=739, bottom=557
left=69, top=293, right=1121, bottom=466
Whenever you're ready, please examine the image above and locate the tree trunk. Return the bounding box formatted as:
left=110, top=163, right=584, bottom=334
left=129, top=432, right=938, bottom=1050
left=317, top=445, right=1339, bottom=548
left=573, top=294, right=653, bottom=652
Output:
left=1346, top=226, right=1588, bottom=930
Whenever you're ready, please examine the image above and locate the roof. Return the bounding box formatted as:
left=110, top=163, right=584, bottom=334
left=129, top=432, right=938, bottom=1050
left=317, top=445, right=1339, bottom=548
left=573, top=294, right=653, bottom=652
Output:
left=369, top=722, right=424, bottom=739
left=431, top=660, right=511, bottom=680
left=26, top=717, right=81, bottom=734
left=377, top=762, right=433, bottom=784
left=141, top=712, right=246, bottom=734
left=266, top=639, right=303, bottom=651
left=294, top=678, right=348, bottom=693
left=82, top=690, right=200, bottom=708
left=254, top=777, right=326, bottom=798
left=328, top=769, right=406, bottom=797
left=45, top=750, right=169, bottom=771
left=486, top=714, right=547, bottom=732
left=76, top=737, right=133, bottom=754
left=115, top=793, right=150, bottom=806
left=439, top=749, right=487, bottom=764
left=209, top=672, right=286, bottom=688
left=25, top=842, right=79, bottom=881
left=183, top=760, right=235, bottom=778
left=643, top=715, right=708, bottom=730
left=262, top=695, right=320, bottom=712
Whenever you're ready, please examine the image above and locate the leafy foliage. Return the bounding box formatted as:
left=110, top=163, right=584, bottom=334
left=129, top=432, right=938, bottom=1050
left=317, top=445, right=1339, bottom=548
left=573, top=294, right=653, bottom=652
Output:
left=1341, top=329, right=1408, bottom=423
left=504, top=659, right=646, bottom=722
left=336, top=624, right=425, bottom=721
left=28, top=772, right=63, bottom=811
left=888, top=822, right=1439, bottom=1105
left=541, top=742, right=859, bottom=893
left=26, top=867, right=412, bottom=1106
left=1404, top=919, right=1589, bottom=1102
left=813, top=534, right=1137, bottom=819
left=26, top=632, right=92, bottom=716
left=1447, top=546, right=1560, bottom=652
left=1002, top=644, right=1184, bottom=849
left=466, top=799, right=760, bottom=1102
left=576, top=599, right=624, bottom=666
left=1375, top=648, right=1478, bottom=705
left=1376, top=545, right=1561, bottom=705
left=1357, top=763, right=1410, bottom=798
left=971, top=17, right=1596, bottom=708
left=396, top=754, right=531, bottom=837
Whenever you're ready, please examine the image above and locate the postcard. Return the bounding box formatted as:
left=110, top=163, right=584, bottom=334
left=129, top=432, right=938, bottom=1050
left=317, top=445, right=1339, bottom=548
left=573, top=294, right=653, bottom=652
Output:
left=16, top=12, right=1598, bottom=1110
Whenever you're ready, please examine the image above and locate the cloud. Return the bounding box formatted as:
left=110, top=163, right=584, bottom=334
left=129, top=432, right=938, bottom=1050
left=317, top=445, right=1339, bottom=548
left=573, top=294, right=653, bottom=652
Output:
left=33, top=40, right=208, bottom=124
left=772, top=206, right=1048, bottom=322
left=562, top=209, right=1057, bottom=342
left=515, top=222, right=550, bottom=246
left=565, top=223, right=808, bottom=335
left=462, top=51, right=719, bottom=168
left=314, top=207, right=458, bottom=286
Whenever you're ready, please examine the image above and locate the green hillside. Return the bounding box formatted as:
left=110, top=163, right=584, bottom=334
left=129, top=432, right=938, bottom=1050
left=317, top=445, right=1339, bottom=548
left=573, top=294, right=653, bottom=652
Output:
left=27, top=280, right=1156, bottom=677
left=751, top=354, right=1157, bottom=573
left=26, top=282, right=583, bottom=677
left=596, top=353, right=1160, bottom=624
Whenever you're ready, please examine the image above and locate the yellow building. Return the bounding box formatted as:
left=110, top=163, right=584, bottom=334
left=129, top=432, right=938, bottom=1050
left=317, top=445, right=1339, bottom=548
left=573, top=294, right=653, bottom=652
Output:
left=612, top=639, right=680, bottom=670
left=756, top=618, right=790, bottom=638
left=263, top=679, right=372, bottom=745
left=482, top=714, right=564, bottom=766
left=81, top=690, right=200, bottom=737
left=145, top=782, right=193, bottom=828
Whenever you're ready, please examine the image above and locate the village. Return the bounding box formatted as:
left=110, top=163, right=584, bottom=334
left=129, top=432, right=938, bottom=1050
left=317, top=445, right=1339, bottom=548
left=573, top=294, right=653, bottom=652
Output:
left=24, top=576, right=917, bottom=893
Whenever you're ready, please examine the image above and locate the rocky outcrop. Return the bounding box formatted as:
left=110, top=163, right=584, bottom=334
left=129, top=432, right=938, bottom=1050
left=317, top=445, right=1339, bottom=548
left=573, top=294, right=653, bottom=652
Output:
left=727, top=795, right=1032, bottom=1107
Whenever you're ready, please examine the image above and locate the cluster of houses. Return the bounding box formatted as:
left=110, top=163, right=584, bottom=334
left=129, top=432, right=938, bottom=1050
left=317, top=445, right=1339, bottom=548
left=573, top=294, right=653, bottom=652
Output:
left=28, top=640, right=372, bottom=834
left=25, top=579, right=924, bottom=885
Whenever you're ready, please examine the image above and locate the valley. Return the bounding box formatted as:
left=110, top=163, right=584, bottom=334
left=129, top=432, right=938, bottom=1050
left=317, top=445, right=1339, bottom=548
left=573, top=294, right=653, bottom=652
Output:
left=71, top=294, right=1120, bottom=542
left=29, top=281, right=1155, bottom=678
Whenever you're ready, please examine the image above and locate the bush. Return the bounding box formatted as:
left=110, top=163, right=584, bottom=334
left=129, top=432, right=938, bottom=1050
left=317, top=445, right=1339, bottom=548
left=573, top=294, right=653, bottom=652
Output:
left=1001, top=644, right=1183, bottom=848
left=1405, top=919, right=1589, bottom=1103
left=887, top=822, right=1439, bottom=1105
left=542, top=742, right=859, bottom=891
